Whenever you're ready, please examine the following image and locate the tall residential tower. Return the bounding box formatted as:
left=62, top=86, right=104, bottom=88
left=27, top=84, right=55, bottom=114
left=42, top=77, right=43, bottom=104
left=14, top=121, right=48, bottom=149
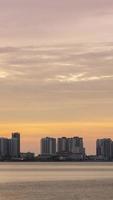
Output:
left=41, top=137, right=56, bottom=155
left=12, top=132, right=20, bottom=158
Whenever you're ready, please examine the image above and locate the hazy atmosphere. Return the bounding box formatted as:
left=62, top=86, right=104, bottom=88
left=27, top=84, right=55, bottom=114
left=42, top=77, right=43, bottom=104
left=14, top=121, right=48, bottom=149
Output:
left=0, top=0, right=113, bottom=154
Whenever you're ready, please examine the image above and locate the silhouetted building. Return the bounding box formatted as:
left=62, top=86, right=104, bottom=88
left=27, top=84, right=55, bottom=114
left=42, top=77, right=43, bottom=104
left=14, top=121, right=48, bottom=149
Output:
left=67, top=137, right=85, bottom=154
left=0, top=138, right=9, bottom=159
left=9, top=138, right=19, bottom=158
left=96, top=138, right=112, bottom=160
left=40, top=136, right=85, bottom=160
left=0, top=133, right=21, bottom=159
left=57, top=137, right=68, bottom=153
left=111, top=141, right=113, bottom=160
left=41, top=137, right=56, bottom=155
left=12, top=132, right=20, bottom=157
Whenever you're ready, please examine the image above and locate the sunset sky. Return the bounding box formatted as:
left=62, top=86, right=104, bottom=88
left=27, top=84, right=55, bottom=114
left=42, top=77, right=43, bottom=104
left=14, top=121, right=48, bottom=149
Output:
left=0, top=0, right=113, bottom=154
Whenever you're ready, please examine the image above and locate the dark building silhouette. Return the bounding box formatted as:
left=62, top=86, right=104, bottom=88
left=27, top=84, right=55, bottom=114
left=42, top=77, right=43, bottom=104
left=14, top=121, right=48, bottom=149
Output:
left=57, top=137, right=68, bottom=153
left=41, top=137, right=56, bottom=155
left=96, top=138, right=112, bottom=160
left=57, top=136, right=85, bottom=154
left=0, top=138, right=9, bottom=159
left=40, top=136, right=85, bottom=160
left=67, top=137, right=85, bottom=154
left=0, top=133, right=21, bottom=159
left=12, top=132, right=20, bottom=158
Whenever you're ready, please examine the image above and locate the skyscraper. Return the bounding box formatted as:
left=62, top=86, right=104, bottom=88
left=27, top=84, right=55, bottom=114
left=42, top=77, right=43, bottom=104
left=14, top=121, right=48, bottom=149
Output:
left=57, top=137, right=68, bottom=153
left=0, top=138, right=9, bottom=159
left=96, top=138, right=112, bottom=160
left=67, top=137, right=85, bottom=154
left=40, top=136, right=85, bottom=160
left=9, top=138, right=19, bottom=158
left=12, top=132, right=20, bottom=158
left=41, top=137, right=56, bottom=155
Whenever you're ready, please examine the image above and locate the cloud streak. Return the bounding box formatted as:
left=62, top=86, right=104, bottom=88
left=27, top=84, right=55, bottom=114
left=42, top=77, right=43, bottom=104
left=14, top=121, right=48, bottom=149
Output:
left=0, top=70, right=9, bottom=78
left=47, top=73, right=113, bottom=83
left=0, top=42, right=113, bottom=128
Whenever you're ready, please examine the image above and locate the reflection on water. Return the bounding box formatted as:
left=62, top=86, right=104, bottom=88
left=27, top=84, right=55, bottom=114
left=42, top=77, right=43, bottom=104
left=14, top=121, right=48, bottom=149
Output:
left=0, top=162, right=113, bottom=200
left=0, top=162, right=113, bottom=183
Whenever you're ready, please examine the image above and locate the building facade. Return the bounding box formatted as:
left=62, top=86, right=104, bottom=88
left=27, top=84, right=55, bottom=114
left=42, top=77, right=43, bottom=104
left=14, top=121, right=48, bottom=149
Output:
left=41, top=137, right=56, bottom=155
left=0, top=133, right=21, bottom=159
left=40, top=136, right=85, bottom=160
left=57, top=137, right=68, bottom=153
left=96, top=138, right=112, bottom=160
left=12, top=132, right=20, bottom=157
left=0, top=138, right=9, bottom=159
left=67, top=137, right=84, bottom=154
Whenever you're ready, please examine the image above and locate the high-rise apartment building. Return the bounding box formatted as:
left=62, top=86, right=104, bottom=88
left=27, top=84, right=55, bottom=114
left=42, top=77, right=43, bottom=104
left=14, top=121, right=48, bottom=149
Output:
left=0, top=133, right=21, bottom=159
left=0, top=138, right=9, bottom=158
left=12, top=132, right=20, bottom=157
left=67, top=137, right=85, bottom=154
left=96, top=138, right=112, bottom=160
left=41, top=137, right=56, bottom=155
left=40, top=136, right=85, bottom=160
left=9, top=138, right=19, bottom=158
left=57, top=137, right=68, bottom=153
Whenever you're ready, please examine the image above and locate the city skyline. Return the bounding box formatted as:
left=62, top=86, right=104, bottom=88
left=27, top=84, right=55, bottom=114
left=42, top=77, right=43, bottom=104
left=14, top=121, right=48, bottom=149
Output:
left=0, top=124, right=113, bottom=154
left=1, top=132, right=113, bottom=157
left=0, top=0, right=113, bottom=155
left=1, top=133, right=113, bottom=162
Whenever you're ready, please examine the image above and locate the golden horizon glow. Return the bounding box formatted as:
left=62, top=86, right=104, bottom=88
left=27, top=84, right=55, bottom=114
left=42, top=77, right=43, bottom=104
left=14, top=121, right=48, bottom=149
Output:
left=0, top=121, right=113, bottom=154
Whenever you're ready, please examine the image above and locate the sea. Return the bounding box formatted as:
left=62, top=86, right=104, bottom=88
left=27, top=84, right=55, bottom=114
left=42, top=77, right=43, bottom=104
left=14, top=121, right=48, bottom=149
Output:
left=0, top=162, right=113, bottom=200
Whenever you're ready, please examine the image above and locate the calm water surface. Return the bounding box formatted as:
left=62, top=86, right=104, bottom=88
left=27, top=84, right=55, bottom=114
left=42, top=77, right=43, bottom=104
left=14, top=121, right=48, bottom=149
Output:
left=0, top=162, right=113, bottom=200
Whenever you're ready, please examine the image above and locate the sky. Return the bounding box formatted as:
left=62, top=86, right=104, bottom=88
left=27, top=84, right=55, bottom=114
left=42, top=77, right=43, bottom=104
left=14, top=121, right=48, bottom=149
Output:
left=0, top=0, right=113, bottom=154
